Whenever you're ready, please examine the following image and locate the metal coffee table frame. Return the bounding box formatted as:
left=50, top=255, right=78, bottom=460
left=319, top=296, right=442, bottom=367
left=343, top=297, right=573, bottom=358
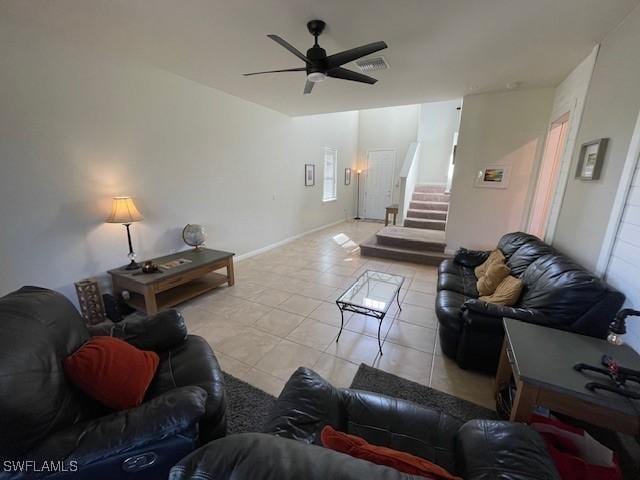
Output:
left=335, top=270, right=404, bottom=355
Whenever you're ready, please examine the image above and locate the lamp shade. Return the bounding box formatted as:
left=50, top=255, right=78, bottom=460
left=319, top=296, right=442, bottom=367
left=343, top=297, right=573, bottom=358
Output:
left=105, top=196, right=143, bottom=224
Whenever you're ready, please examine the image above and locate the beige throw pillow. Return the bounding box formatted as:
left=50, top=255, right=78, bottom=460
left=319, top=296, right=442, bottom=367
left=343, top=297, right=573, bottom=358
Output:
left=479, top=275, right=523, bottom=306
left=477, top=263, right=511, bottom=296
left=474, top=249, right=505, bottom=278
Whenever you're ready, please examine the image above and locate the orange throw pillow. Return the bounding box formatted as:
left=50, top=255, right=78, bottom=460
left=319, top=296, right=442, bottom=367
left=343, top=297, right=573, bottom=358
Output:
left=63, top=336, right=159, bottom=410
left=321, top=425, right=461, bottom=480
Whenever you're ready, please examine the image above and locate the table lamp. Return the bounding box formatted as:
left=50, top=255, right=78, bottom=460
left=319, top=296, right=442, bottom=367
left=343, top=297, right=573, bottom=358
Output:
left=105, top=196, right=144, bottom=270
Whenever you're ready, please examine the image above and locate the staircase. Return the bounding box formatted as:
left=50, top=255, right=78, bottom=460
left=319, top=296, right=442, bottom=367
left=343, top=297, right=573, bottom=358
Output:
left=404, top=185, right=449, bottom=231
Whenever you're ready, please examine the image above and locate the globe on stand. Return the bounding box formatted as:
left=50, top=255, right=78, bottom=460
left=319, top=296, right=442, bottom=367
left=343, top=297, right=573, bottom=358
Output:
left=182, top=224, right=207, bottom=249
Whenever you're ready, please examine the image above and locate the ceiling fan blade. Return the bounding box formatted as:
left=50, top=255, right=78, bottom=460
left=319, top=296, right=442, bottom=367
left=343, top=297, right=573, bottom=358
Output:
left=303, top=80, right=314, bottom=95
left=267, top=34, right=312, bottom=64
left=243, top=67, right=306, bottom=76
left=326, top=41, right=387, bottom=69
left=327, top=67, right=377, bottom=85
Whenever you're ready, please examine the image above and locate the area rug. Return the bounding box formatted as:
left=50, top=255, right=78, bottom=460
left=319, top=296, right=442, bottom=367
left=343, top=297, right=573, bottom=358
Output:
left=350, top=364, right=498, bottom=422
left=223, top=372, right=277, bottom=434
left=223, top=363, right=497, bottom=434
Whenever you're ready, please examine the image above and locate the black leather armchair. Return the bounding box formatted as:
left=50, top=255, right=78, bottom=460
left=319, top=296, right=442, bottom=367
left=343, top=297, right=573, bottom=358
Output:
left=0, top=286, right=226, bottom=480
left=436, top=232, right=625, bottom=372
left=171, top=368, right=560, bottom=480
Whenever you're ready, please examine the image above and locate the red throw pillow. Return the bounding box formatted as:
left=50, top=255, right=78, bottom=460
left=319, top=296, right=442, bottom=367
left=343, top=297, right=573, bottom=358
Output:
left=321, top=425, right=461, bottom=480
left=63, top=336, right=159, bottom=410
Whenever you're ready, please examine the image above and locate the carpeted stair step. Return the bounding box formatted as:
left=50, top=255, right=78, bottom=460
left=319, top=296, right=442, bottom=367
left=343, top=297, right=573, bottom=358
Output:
left=409, top=200, right=449, bottom=212
left=404, top=218, right=447, bottom=230
left=406, top=209, right=447, bottom=221
left=412, top=192, right=450, bottom=203
left=414, top=184, right=447, bottom=194
left=375, top=226, right=445, bottom=252
left=360, top=235, right=450, bottom=265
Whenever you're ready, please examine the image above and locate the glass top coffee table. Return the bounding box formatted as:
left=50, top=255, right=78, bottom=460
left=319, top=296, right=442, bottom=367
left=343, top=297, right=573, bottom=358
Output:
left=335, top=270, right=405, bottom=355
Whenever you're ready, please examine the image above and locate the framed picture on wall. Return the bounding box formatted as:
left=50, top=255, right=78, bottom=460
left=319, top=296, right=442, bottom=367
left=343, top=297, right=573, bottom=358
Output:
left=474, top=165, right=511, bottom=189
left=575, top=138, right=608, bottom=180
left=344, top=168, right=351, bottom=185
left=305, top=164, right=315, bottom=186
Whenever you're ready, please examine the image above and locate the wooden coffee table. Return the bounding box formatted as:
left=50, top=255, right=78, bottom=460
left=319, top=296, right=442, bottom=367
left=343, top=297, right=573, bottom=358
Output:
left=495, top=318, right=640, bottom=435
left=109, top=248, right=234, bottom=315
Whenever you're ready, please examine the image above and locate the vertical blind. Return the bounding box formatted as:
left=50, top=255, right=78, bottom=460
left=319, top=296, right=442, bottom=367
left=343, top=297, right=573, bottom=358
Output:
left=323, top=147, right=337, bottom=201
left=604, top=159, right=640, bottom=351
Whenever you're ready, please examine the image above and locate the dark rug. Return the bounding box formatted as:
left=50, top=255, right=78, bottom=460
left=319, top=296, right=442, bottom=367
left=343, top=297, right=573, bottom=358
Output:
left=350, top=364, right=499, bottom=422
left=223, top=363, right=498, bottom=434
left=223, top=372, right=277, bottom=434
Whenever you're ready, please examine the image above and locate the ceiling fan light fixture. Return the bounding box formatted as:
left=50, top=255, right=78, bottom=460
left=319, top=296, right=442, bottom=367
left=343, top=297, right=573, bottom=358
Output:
left=307, top=72, right=326, bottom=83
left=243, top=21, right=387, bottom=94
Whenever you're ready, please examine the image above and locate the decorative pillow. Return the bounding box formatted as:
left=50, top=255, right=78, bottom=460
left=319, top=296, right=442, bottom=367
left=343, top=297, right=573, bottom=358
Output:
left=477, top=263, right=511, bottom=296
left=479, top=275, right=523, bottom=306
left=474, top=249, right=505, bottom=278
left=63, top=336, right=159, bottom=410
left=320, top=425, right=461, bottom=480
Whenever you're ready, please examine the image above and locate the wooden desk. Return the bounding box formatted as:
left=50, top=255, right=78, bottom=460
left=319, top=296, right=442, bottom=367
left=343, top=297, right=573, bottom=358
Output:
left=496, top=318, right=640, bottom=435
left=385, top=204, right=399, bottom=226
left=109, top=248, right=234, bottom=315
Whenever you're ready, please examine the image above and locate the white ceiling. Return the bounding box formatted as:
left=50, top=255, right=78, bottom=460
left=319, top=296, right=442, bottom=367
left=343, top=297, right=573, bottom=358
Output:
left=2, top=0, right=638, bottom=116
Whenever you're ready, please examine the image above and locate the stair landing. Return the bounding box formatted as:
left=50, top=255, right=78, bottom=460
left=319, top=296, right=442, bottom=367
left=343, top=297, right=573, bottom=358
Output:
left=360, top=226, right=450, bottom=266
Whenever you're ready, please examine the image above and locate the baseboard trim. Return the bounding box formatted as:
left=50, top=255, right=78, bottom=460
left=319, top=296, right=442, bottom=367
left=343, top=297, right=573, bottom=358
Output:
left=234, top=218, right=347, bottom=262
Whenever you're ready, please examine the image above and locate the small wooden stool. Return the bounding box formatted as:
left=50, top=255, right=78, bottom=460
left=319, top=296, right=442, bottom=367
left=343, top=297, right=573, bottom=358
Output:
left=384, top=204, right=399, bottom=226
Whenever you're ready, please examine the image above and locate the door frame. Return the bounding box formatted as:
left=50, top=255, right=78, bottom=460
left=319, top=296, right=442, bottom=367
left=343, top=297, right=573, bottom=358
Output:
left=596, top=108, right=640, bottom=276
left=364, top=148, right=396, bottom=219
left=526, top=112, right=570, bottom=238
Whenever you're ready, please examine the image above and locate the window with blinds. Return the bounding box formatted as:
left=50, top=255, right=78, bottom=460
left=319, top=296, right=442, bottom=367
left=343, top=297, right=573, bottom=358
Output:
left=323, top=147, right=338, bottom=202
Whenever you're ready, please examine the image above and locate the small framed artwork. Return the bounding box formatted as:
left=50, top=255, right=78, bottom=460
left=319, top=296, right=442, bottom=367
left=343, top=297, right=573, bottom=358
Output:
left=305, top=164, right=315, bottom=186
left=575, top=138, right=608, bottom=181
left=474, top=165, right=511, bottom=189
left=344, top=168, right=352, bottom=185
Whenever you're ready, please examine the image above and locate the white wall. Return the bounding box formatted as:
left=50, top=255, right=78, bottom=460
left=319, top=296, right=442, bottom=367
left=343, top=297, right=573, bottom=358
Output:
left=446, top=88, right=555, bottom=252
left=417, top=100, right=461, bottom=185
left=553, top=5, right=640, bottom=272
left=542, top=46, right=598, bottom=243
left=398, top=142, right=421, bottom=223
left=0, top=24, right=358, bottom=303
left=357, top=105, right=420, bottom=210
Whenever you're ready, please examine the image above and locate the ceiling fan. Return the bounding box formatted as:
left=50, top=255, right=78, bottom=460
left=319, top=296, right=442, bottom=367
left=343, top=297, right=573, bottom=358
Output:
left=243, top=20, right=387, bottom=94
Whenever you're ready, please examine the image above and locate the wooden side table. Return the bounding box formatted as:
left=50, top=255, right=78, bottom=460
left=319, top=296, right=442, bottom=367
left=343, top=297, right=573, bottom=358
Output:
left=109, top=248, right=234, bottom=315
left=384, top=204, right=399, bottom=226
left=496, top=318, right=640, bottom=435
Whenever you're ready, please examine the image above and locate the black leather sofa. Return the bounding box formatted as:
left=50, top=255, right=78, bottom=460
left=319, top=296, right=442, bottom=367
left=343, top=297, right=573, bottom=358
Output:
left=436, top=232, right=625, bottom=372
left=0, top=286, right=226, bottom=480
left=171, top=367, right=559, bottom=480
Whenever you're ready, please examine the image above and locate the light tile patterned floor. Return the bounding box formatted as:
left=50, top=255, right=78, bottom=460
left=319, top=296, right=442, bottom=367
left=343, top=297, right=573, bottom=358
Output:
left=179, top=220, right=495, bottom=409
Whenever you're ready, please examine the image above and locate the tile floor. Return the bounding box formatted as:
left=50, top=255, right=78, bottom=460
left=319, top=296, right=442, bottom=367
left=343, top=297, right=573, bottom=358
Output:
left=179, top=220, right=495, bottom=409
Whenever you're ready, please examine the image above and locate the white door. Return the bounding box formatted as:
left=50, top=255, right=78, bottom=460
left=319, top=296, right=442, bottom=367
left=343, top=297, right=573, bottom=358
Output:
left=364, top=149, right=395, bottom=220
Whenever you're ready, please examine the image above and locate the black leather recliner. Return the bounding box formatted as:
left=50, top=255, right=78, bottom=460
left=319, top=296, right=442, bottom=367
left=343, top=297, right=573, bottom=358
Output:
left=436, top=232, right=625, bottom=372
left=0, top=286, right=226, bottom=480
left=171, top=367, right=560, bottom=480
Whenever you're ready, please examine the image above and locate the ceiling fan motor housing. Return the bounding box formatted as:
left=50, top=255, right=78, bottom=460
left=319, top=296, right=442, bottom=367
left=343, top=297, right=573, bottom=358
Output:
left=306, top=45, right=328, bottom=79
